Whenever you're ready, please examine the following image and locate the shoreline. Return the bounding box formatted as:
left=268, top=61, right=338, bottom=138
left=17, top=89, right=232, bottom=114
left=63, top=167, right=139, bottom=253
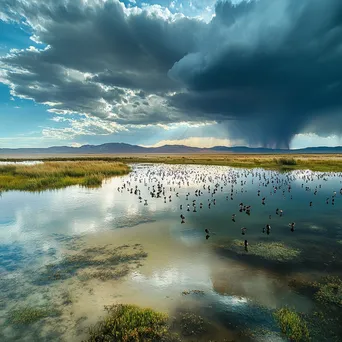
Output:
left=1, top=154, right=342, bottom=191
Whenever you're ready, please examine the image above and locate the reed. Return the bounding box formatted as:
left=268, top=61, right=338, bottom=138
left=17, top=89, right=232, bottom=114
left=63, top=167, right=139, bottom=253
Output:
left=0, top=161, right=130, bottom=191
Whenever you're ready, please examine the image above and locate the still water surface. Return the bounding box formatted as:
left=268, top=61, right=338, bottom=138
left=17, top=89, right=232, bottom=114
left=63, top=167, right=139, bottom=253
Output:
left=1, top=164, right=342, bottom=341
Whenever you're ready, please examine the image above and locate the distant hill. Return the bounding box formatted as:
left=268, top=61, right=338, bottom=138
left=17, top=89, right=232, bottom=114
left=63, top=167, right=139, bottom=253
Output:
left=1, top=142, right=342, bottom=155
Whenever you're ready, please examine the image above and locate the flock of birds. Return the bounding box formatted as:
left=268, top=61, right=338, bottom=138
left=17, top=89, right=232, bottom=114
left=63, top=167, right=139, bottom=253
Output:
left=117, top=165, right=342, bottom=251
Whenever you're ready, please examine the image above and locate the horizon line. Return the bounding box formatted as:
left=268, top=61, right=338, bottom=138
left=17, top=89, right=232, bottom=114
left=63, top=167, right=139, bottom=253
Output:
left=1, top=142, right=342, bottom=150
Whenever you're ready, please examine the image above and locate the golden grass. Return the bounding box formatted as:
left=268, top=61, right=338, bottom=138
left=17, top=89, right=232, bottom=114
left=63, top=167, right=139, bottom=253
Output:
left=113, top=154, right=342, bottom=171
left=0, top=161, right=130, bottom=191
left=1, top=153, right=342, bottom=192
left=2, top=153, right=342, bottom=171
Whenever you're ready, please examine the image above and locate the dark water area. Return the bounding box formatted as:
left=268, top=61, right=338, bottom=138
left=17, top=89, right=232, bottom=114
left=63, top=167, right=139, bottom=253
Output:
left=1, top=164, right=342, bottom=341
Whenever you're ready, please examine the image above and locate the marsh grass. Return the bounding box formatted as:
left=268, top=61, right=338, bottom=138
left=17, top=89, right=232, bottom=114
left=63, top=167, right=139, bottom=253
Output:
left=314, top=276, right=342, bottom=307
left=288, top=276, right=342, bottom=340
left=0, top=161, right=130, bottom=191
left=274, top=307, right=310, bottom=342
left=275, top=157, right=298, bottom=166
left=289, top=276, right=342, bottom=307
left=115, top=155, right=342, bottom=171
left=86, top=304, right=181, bottom=342
left=7, top=305, right=61, bottom=325
left=34, top=244, right=147, bottom=285
left=2, top=154, right=342, bottom=173
left=85, top=304, right=212, bottom=342
left=216, top=240, right=301, bottom=262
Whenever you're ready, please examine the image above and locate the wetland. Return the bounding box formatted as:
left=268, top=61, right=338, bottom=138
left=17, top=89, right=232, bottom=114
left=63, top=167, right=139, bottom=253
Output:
left=1, top=163, right=342, bottom=341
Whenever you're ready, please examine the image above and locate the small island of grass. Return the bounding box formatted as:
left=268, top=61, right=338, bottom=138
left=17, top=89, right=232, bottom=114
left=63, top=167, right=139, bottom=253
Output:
left=87, top=304, right=180, bottom=342
left=274, top=307, right=310, bottom=342
left=0, top=161, right=130, bottom=192
left=86, top=304, right=213, bottom=342
left=215, top=240, right=301, bottom=262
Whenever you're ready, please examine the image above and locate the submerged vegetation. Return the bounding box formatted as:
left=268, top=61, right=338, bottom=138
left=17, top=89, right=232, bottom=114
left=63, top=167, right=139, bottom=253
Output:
left=274, top=307, right=310, bottom=342
left=288, top=276, right=342, bottom=340
left=289, top=275, right=342, bottom=307
left=177, top=312, right=207, bottom=337
left=0, top=161, right=130, bottom=191
left=7, top=305, right=61, bottom=325
left=215, top=240, right=301, bottom=262
left=34, top=243, right=147, bottom=285
left=314, top=276, right=342, bottom=307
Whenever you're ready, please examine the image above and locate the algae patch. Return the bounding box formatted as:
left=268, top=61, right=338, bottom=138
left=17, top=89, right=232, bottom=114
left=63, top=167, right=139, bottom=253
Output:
left=7, top=305, right=61, bottom=325
left=34, top=243, right=148, bottom=285
left=216, top=240, right=301, bottom=262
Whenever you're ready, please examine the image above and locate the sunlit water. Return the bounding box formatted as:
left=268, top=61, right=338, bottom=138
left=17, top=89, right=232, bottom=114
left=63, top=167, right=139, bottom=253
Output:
left=1, top=164, right=342, bottom=341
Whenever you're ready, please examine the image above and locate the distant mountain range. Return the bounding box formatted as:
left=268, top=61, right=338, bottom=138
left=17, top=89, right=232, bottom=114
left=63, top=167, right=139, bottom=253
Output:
left=1, top=143, right=342, bottom=155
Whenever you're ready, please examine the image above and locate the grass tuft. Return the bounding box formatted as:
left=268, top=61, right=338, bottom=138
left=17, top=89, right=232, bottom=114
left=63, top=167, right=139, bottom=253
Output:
left=276, top=157, right=298, bottom=166
left=86, top=304, right=180, bottom=342
left=274, top=307, right=310, bottom=342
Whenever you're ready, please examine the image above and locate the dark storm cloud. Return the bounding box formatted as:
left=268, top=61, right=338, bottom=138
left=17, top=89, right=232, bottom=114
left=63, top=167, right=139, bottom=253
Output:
left=90, top=69, right=178, bottom=93
left=168, top=0, right=342, bottom=147
left=1, top=0, right=342, bottom=147
left=1, top=0, right=203, bottom=123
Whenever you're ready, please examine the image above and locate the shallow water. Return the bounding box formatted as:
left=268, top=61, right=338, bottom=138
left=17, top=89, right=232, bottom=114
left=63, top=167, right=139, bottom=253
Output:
left=1, top=164, right=342, bottom=341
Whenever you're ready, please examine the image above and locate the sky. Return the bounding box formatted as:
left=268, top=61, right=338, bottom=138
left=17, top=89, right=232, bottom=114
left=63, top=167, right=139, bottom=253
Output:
left=0, top=0, right=341, bottom=149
